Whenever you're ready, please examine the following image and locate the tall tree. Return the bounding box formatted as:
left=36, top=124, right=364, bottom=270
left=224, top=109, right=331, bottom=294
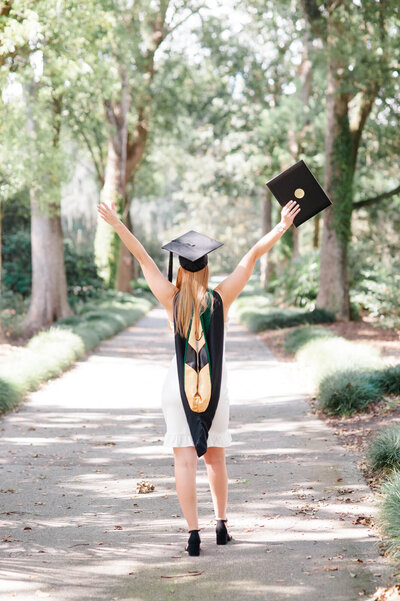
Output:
left=93, top=0, right=200, bottom=291
left=1, top=1, right=75, bottom=334
left=302, top=0, right=398, bottom=319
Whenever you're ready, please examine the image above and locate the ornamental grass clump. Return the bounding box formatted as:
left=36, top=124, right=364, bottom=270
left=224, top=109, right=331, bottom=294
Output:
left=317, top=369, right=383, bottom=415
left=366, top=426, right=400, bottom=474
left=376, top=469, right=400, bottom=561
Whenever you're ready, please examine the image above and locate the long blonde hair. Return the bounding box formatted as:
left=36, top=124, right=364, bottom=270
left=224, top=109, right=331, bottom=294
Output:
left=174, top=265, right=214, bottom=338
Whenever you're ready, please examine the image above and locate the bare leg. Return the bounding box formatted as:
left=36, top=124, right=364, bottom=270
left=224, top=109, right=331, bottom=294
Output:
left=173, top=446, right=199, bottom=531
left=203, top=447, right=228, bottom=520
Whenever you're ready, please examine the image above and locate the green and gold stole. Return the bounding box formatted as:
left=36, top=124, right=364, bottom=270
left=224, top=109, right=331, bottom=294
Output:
left=173, top=288, right=225, bottom=457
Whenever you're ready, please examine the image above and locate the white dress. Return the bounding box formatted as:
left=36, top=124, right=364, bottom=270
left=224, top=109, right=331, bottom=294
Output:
left=161, top=318, right=232, bottom=449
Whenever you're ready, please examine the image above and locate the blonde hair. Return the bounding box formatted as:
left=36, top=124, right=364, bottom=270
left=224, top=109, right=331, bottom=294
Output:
left=174, top=265, right=214, bottom=338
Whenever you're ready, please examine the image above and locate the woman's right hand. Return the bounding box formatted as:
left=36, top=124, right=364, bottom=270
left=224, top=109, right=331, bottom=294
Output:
left=280, top=200, right=301, bottom=229
left=96, top=199, right=120, bottom=228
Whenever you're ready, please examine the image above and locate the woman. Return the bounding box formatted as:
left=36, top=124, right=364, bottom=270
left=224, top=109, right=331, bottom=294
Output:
left=97, top=198, right=301, bottom=556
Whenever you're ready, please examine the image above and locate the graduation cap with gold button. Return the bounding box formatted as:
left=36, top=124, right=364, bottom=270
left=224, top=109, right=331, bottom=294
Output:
left=266, top=159, right=333, bottom=227
left=162, top=230, right=223, bottom=282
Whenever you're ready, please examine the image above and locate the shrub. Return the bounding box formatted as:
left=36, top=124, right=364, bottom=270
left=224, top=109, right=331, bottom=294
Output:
left=370, top=365, right=400, bottom=395
left=267, top=249, right=321, bottom=309
left=0, top=379, right=21, bottom=413
left=317, top=369, right=383, bottom=415
left=367, top=426, right=400, bottom=474
left=284, top=326, right=337, bottom=354
left=376, top=469, right=400, bottom=561
left=1, top=230, right=32, bottom=296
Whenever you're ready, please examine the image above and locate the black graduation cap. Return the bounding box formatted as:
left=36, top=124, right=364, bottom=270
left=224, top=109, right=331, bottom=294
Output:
left=266, top=159, right=333, bottom=228
left=162, top=230, right=223, bottom=282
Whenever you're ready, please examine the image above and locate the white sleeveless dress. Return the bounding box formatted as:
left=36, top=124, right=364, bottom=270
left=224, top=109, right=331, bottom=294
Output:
left=161, top=318, right=232, bottom=449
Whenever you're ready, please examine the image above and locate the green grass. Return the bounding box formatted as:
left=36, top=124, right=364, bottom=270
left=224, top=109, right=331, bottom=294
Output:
left=367, top=426, right=400, bottom=474
left=0, top=290, right=157, bottom=414
left=376, top=469, right=400, bottom=561
left=284, top=325, right=337, bottom=354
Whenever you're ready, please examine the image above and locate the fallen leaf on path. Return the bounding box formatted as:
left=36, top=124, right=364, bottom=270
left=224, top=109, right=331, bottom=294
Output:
left=2, top=534, right=20, bottom=542
left=353, top=515, right=372, bottom=526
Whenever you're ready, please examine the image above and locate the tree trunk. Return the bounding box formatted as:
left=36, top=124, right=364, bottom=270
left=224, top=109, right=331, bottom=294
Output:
left=260, top=189, right=274, bottom=290
left=313, top=215, right=320, bottom=248
left=115, top=207, right=135, bottom=292
left=23, top=192, right=73, bottom=336
left=94, top=134, right=125, bottom=288
left=95, top=107, right=148, bottom=290
left=94, top=5, right=169, bottom=292
left=316, top=37, right=353, bottom=320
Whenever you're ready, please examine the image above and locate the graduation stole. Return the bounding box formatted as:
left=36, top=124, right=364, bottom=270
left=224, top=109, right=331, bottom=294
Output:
left=173, top=288, right=224, bottom=457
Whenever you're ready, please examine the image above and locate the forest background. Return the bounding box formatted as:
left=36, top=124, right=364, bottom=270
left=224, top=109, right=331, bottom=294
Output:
left=0, top=0, right=399, bottom=338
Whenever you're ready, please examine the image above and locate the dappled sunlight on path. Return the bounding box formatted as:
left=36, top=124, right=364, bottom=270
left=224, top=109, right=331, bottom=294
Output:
left=0, top=305, right=395, bottom=600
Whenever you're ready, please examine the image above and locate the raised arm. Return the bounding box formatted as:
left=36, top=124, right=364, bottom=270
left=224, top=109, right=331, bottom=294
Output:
left=215, top=200, right=301, bottom=309
left=96, top=200, right=178, bottom=309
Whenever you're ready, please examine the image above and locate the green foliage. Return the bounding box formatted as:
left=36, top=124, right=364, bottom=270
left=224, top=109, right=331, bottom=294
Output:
left=317, top=369, right=383, bottom=415
left=63, top=238, right=104, bottom=304
left=379, top=365, right=400, bottom=395
left=367, top=426, right=400, bottom=474
left=1, top=232, right=104, bottom=303
left=0, top=290, right=157, bottom=414
left=267, top=250, right=321, bottom=309
left=131, top=278, right=151, bottom=293
left=1, top=229, right=31, bottom=295
left=0, top=290, right=31, bottom=338
left=0, top=379, right=22, bottom=414
left=284, top=326, right=337, bottom=354
left=296, top=336, right=384, bottom=387
left=376, top=470, right=400, bottom=561
left=350, top=260, right=400, bottom=330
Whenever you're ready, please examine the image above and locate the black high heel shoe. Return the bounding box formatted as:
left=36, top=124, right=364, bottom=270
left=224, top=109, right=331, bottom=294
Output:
left=216, top=519, right=232, bottom=545
left=185, top=529, right=201, bottom=556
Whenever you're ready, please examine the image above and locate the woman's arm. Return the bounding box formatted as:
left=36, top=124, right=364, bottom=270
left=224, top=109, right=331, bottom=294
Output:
left=96, top=200, right=178, bottom=308
left=215, top=200, right=301, bottom=309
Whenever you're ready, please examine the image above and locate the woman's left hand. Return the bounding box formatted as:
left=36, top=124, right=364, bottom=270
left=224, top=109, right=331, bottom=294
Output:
left=96, top=199, right=120, bottom=228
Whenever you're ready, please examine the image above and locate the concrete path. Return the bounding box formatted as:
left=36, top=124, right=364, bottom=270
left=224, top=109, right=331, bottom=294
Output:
left=0, top=305, right=395, bottom=601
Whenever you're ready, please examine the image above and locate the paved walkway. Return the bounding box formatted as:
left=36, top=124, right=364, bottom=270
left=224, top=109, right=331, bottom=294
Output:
left=0, top=305, right=395, bottom=600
